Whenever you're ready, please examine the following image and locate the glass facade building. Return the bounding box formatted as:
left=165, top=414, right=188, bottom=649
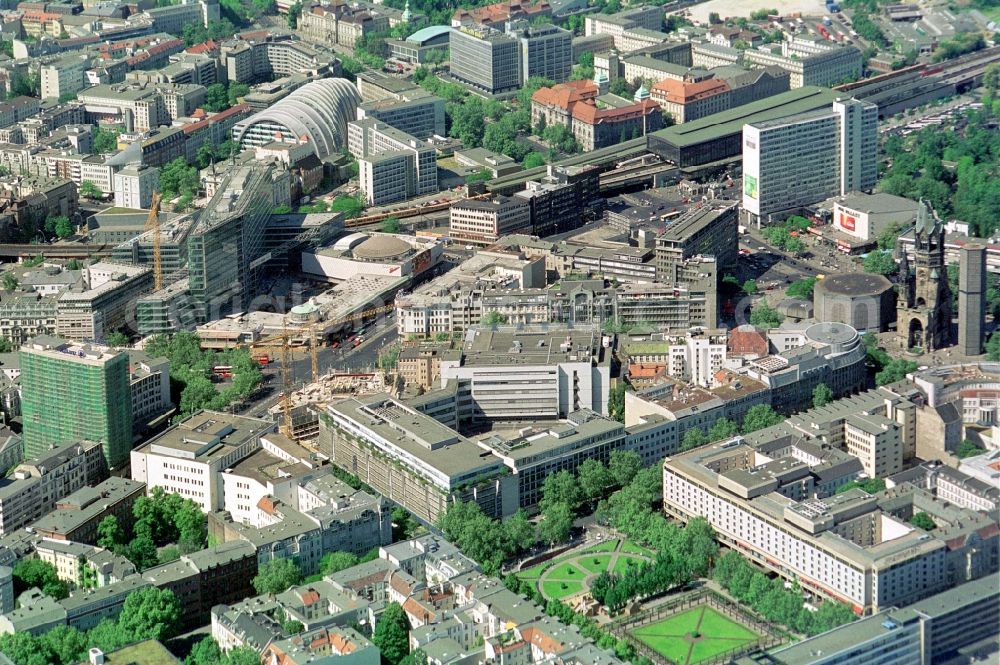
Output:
left=20, top=339, right=132, bottom=467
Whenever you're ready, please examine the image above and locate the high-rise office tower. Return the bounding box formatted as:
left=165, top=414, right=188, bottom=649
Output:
left=959, top=243, right=986, bottom=356
left=742, top=98, right=877, bottom=223
left=188, top=162, right=274, bottom=321
left=449, top=26, right=522, bottom=94
left=20, top=336, right=133, bottom=467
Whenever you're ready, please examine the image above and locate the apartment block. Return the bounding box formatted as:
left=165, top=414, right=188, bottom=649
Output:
left=39, top=54, right=90, bottom=100
left=112, top=164, right=159, bottom=210
left=743, top=99, right=878, bottom=222
left=20, top=337, right=133, bottom=467
left=0, top=440, right=106, bottom=537
left=650, top=77, right=730, bottom=123
left=125, top=350, right=171, bottom=426
left=130, top=411, right=275, bottom=513
left=210, top=472, right=391, bottom=576
left=746, top=321, right=868, bottom=415
left=0, top=97, right=40, bottom=129
left=31, top=477, right=145, bottom=544
left=655, top=202, right=738, bottom=273
left=141, top=541, right=258, bottom=629
left=449, top=196, right=531, bottom=246
left=217, top=433, right=327, bottom=527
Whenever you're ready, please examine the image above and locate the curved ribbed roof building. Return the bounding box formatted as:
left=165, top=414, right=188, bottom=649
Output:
left=233, top=78, right=361, bottom=159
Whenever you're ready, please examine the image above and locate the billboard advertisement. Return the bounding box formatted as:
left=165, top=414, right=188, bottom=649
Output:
left=839, top=213, right=856, bottom=231
left=743, top=175, right=758, bottom=200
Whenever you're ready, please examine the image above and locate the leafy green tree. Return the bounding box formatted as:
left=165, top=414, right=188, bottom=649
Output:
left=160, top=157, right=199, bottom=199
left=330, top=194, right=364, bottom=218
left=0, top=337, right=14, bottom=353
left=538, top=501, right=574, bottom=545
left=128, top=530, right=160, bottom=570
left=13, top=559, right=68, bottom=599
left=185, top=636, right=222, bottom=665
left=608, top=381, right=625, bottom=423
left=465, top=168, right=492, bottom=184
left=608, top=450, right=642, bottom=488
left=956, top=439, right=984, bottom=459
left=117, top=587, right=182, bottom=642
left=196, top=144, right=217, bottom=169
left=749, top=303, right=783, bottom=328
left=480, top=311, right=507, bottom=326
left=79, top=180, right=103, bottom=199
left=910, top=512, right=935, bottom=530
left=522, top=151, right=546, bottom=169
left=577, top=459, right=612, bottom=502
left=812, top=383, right=833, bottom=408
left=96, top=515, right=126, bottom=551
left=863, top=251, right=897, bottom=276
left=742, top=279, right=758, bottom=295
left=54, top=217, right=74, bottom=238
left=2, top=272, right=17, bottom=291
left=786, top=276, right=817, bottom=299
left=105, top=331, right=129, bottom=348
left=319, top=551, right=360, bottom=576
left=286, top=0, right=302, bottom=28
left=540, top=470, right=582, bottom=513
left=680, top=427, right=707, bottom=451
left=372, top=602, right=411, bottom=665
left=708, top=417, right=738, bottom=441
left=227, top=82, right=250, bottom=107
left=204, top=83, right=229, bottom=112
left=742, top=404, right=782, bottom=433
left=785, top=237, right=805, bottom=256
left=252, top=558, right=302, bottom=595
left=158, top=546, right=181, bottom=564
left=836, top=478, right=886, bottom=495
left=875, top=358, right=918, bottom=386
left=399, top=648, right=427, bottom=665
left=503, top=509, right=536, bottom=553
left=92, top=126, right=120, bottom=154
left=380, top=216, right=401, bottom=233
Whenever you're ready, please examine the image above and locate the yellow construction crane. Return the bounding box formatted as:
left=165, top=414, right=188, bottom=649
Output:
left=144, top=192, right=164, bottom=291
left=279, top=325, right=293, bottom=437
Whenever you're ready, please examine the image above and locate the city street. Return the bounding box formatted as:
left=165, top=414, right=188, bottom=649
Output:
left=237, top=315, right=399, bottom=418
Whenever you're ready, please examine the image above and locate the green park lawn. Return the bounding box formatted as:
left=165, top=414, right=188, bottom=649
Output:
left=518, top=563, right=548, bottom=580
left=582, top=539, right=620, bottom=553
left=630, top=606, right=759, bottom=665
left=612, top=555, right=644, bottom=575
left=542, top=579, right=585, bottom=599
left=547, top=562, right=587, bottom=580
left=621, top=540, right=655, bottom=557
left=578, top=554, right=614, bottom=574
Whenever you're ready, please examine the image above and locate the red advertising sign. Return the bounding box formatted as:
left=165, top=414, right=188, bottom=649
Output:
left=840, top=213, right=856, bottom=231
